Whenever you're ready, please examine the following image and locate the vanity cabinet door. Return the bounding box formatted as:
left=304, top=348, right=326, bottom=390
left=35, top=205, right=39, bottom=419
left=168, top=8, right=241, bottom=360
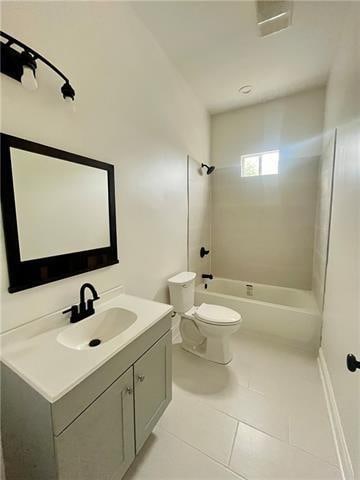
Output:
left=55, top=367, right=135, bottom=480
left=134, top=331, right=172, bottom=452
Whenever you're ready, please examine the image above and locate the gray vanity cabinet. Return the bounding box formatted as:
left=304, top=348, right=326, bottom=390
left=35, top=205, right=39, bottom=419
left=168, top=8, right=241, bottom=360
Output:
left=2, top=318, right=172, bottom=480
left=55, top=367, right=135, bottom=480
left=134, top=330, right=172, bottom=452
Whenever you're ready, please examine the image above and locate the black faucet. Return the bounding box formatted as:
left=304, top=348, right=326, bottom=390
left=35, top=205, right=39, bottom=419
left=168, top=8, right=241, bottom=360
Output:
left=202, top=274, right=213, bottom=280
left=63, top=283, right=100, bottom=323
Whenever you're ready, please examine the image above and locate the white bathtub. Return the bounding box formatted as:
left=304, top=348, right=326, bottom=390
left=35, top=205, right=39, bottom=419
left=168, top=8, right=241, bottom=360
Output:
left=195, top=278, right=321, bottom=353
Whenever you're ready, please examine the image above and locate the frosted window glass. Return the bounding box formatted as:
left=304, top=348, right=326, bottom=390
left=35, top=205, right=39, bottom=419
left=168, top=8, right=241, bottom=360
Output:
left=241, top=155, right=259, bottom=177
left=262, top=151, right=279, bottom=175
left=241, top=150, right=279, bottom=177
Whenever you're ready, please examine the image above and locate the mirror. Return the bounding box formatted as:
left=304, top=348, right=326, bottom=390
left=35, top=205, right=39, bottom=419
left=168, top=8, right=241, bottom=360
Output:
left=1, top=134, right=118, bottom=292
left=11, top=148, right=110, bottom=261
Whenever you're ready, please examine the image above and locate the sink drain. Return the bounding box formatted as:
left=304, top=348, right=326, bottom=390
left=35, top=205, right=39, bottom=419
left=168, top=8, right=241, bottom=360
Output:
left=89, top=339, right=101, bottom=347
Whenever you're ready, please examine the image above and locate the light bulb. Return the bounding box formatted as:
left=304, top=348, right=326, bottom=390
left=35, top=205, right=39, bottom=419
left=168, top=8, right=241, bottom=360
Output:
left=21, top=65, right=38, bottom=91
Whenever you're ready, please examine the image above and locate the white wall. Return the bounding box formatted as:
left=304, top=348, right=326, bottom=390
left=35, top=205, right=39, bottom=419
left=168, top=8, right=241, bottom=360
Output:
left=210, top=88, right=325, bottom=288
left=211, top=87, right=325, bottom=168
left=0, top=1, right=209, bottom=333
left=319, top=3, right=360, bottom=477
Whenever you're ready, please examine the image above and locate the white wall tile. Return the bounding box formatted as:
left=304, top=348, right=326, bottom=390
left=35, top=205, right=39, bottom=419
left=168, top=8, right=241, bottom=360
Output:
left=188, top=156, right=212, bottom=281
left=211, top=88, right=325, bottom=289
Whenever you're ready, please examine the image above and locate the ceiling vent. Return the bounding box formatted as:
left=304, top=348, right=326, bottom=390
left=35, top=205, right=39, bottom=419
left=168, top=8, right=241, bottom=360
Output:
left=256, top=1, right=293, bottom=37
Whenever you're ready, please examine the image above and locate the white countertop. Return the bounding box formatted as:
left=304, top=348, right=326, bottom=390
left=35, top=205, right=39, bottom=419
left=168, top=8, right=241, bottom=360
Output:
left=0, top=293, right=173, bottom=403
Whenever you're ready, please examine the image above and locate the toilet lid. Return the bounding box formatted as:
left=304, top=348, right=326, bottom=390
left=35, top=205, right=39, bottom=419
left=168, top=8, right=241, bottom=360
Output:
left=194, top=303, right=241, bottom=326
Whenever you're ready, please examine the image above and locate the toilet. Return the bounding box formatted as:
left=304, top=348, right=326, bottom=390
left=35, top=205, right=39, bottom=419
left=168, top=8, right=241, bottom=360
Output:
left=168, top=272, right=242, bottom=364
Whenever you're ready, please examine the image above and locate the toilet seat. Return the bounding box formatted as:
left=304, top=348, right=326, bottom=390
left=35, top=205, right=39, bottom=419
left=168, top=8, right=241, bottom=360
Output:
left=194, top=303, right=241, bottom=326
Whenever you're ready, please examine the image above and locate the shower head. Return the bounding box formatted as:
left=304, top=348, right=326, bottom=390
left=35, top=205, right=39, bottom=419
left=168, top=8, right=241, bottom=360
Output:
left=201, top=163, right=216, bottom=175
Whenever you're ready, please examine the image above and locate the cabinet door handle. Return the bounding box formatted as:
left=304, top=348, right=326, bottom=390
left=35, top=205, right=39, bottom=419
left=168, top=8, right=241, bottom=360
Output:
left=126, top=386, right=133, bottom=395
left=137, top=375, right=145, bottom=383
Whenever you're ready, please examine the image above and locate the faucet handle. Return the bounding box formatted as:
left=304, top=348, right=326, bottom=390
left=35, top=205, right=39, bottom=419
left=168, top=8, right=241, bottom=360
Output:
left=62, top=305, right=80, bottom=323
left=86, top=298, right=97, bottom=315
left=62, top=305, right=77, bottom=315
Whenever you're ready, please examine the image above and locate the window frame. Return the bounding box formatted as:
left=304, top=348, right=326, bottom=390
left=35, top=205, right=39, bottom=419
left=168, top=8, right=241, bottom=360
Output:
left=240, top=149, right=279, bottom=177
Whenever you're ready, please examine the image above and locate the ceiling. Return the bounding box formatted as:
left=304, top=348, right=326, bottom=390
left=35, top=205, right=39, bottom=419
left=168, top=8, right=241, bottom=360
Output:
left=131, top=1, right=346, bottom=114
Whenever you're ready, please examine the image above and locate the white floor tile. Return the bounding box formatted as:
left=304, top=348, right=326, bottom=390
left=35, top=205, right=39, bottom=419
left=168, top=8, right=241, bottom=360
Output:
left=233, top=331, right=320, bottom=384
left=126, top=333, right=339, bottom=480
left=158, top=388, right=238, bottom=465
left=173, top=341, right=288, bottom=441
left=230, top=422, right=341, bottom=480
left=230, top=421, right=295, bottom=479
left=289, top=402, right=338, bottom=465
left=292, top=448, right=341, bottom=480
left=213, top=384, right=289, bottom=442
left=124, top=427, right=244, bottom=480
left=235, top=332, right=338, bottom=465
left=176, top=380, right=289, bottom=442
left=172, top=344, right=249, bottom=394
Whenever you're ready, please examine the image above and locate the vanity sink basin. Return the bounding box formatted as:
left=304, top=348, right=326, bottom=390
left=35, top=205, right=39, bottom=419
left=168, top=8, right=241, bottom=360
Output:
left=57, top=308, right=137, bottom=350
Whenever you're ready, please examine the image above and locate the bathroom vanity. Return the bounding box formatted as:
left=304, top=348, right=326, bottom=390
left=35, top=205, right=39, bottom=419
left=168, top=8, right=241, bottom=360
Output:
left=1, top=291, right=173, bottom=480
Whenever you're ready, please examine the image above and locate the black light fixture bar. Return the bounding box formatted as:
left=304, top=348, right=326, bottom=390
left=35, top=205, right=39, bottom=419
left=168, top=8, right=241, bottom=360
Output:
left=0, top=30, right=75, bottom=100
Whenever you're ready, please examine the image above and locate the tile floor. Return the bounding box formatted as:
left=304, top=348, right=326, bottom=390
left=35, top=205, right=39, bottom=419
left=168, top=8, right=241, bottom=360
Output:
left=124, top=331, right=341, bottom=480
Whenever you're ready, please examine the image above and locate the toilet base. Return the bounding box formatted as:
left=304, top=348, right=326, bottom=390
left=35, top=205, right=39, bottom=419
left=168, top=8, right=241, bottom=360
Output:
left=180, top=338, right=233, bottom=365
left=179, top=315, right=239, bottom=365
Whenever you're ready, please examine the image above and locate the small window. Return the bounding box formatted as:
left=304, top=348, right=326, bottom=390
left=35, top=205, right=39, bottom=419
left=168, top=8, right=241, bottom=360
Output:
left=241, top=150, right=279, bottom=177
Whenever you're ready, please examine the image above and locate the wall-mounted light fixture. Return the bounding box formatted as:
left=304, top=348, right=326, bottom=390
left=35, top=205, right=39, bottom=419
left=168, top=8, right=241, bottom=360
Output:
left=0, top=31, right=75, bottom=103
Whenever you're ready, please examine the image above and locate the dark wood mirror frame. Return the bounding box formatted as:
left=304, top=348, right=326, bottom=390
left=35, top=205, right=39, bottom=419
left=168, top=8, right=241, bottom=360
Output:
left=1, top=133, right=119, bottom=293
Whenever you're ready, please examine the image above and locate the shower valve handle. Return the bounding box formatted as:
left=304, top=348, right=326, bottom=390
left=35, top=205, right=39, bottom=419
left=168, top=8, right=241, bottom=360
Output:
left=347, top=354, right=360, bottom=372
left=200, top=247, right=210, bottom=258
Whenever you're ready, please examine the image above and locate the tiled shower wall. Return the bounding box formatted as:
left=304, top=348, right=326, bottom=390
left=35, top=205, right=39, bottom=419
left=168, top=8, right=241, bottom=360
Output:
left=187, top=88, right=327, bottom=291
left=187, top=156, right=212, bottom=283
left=211, top=155, right=319, bottom=289
left=210, top=87, right=326, bottom=290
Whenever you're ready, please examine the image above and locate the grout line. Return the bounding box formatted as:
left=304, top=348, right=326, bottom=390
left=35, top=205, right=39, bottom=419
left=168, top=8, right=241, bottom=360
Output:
left=157, top=424, right=248, bottom=480
left=205, top=396, right=339, bottom=469
left=186, top=155, right=190, bottom=271
left=170, top=338, right=340, bottom=476
left=229, top=420, right=239, bottom=466
left=173, top=384, right=289, bottom=444
left=287, top=412, right=291, bottom=445
left=172, top=382, right=341, bottom=470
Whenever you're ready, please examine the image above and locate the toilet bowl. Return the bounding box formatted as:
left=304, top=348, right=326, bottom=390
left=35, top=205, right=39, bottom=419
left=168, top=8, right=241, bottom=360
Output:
left=168, top=272, right=242, bottom=364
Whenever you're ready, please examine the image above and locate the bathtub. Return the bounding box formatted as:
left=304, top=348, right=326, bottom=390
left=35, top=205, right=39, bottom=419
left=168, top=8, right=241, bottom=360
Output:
left=195, top=278, right=321, bottom=353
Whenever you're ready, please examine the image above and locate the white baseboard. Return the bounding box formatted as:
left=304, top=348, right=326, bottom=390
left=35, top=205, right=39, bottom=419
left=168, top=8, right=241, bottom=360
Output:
left=318, top=348, right=354, bottom=480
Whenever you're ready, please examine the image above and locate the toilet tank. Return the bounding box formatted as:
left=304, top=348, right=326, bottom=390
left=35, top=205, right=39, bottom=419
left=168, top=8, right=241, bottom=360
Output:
left=168, top=272, right=196, bottom=313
